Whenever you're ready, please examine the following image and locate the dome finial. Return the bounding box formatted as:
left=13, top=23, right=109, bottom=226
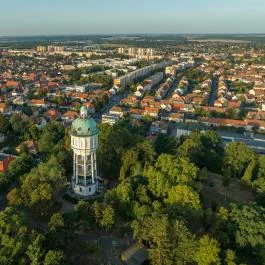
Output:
left=80, top=106, right=88, bottom=119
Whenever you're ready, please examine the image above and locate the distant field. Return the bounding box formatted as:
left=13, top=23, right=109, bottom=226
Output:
left=187, top=38, right=251, bottom=43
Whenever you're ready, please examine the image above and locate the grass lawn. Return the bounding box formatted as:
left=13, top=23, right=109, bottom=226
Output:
left=201, top=172, right=254, bottom=209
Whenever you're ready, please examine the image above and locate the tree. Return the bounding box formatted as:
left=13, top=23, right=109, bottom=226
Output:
left=92, top=201, right=115, bottom=231
left=132, top=215, right=174, bottom=265
left=120, top=140, right=156, bottom=180
left=26, top=233, right=45, bottom=265
left=178, top=138, right=202, bottom=164
left=49, top=213, right=64, bottom=232
left=154, top=134, right=178, bottom=155
left=0, top=113, right=10, bottom=134
left=224, top=249, right=237, bottom=265
left=229, top=204, right=265, bottom=248
left=6, top=187, right=23, bottom=205
left=132, top=215, right=198, bottom=265
left=8, top=153, right=35, bottom=177
left=224, top=142, right=254, bottom=178
left=0, top=173, right=9, bottom=192
left=215, top=204, right=265, bottom=260
left=75, top=200, right=92, bottom=230
left=241, top=157, right=258, bottom=185
left=252, top=155, right=265, bottom=194
left=23, top=119, right=39, bottom=140
left=43, top=250, right=66, bottom=265
left=38, top=122, right=65, bottom=154
left=178, top=131, right=224, bottom=172
left=97, top=123, right=139, bottom=178
left=8, top=156, right=66, bottom=216
left=100, top=204, right=115, bottom=231
left=165, top=185, right=201, bottom=216
left=10, top=113, right=25, bottom=134
left=0, top=207, right=28, bottom=265
left=195, top=235, right=221, bottom=265
left=145, top=154, right=198, bottom=197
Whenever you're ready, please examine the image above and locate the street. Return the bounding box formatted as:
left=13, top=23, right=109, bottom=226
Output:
left=208, top=75, right=219, bottom=106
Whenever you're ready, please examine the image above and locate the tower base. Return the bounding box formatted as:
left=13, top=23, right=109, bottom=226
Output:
left=72, top=181, right=98, bottom=197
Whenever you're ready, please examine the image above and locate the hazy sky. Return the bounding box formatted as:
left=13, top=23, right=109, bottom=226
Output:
left=0, top=0, right=264, bottom=36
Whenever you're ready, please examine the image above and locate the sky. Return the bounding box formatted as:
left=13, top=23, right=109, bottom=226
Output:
left=0, top=0, right=264, bottom=36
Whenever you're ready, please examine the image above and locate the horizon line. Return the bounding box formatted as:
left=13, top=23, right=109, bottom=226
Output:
left=1, top=33, right=265, bottom=38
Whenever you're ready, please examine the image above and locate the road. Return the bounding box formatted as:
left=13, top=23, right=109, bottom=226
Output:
left=163, top=77, right=179, bottom=99
left=208, top=76, right=219, bottom=106
left=92, top=90, right=129, bottom=122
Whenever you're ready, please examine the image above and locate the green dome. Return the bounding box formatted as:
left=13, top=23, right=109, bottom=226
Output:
left=71, top=117, right=98, bottom=137
left=71, top=106, right=98, bottom=137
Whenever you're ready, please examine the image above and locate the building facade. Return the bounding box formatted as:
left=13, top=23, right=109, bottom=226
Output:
left=71, top=106, right=99, bottom=196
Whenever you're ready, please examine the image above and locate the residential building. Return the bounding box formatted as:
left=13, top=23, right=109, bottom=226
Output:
left=102, top=114, right=121, bottom=125
left=0, top=153, right=16, bottom=173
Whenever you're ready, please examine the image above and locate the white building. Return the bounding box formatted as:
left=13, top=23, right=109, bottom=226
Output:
left=71, top=106, right=99, bottom=196
left=102, top=114, right=121, bottom=125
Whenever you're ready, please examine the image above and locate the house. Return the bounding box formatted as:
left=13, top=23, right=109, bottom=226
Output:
left=83, top=102, right=96, bottom=113
left=144, top=107, right=159, bottom=118
left=247, top=111, right=265, bottom=120
left=130, top=108, right=144, bottom=120
left=198, top=117, right=247, bottom=128
left=228, top=101, right=241, bottom=109
left=62, top=110, right=78, bottom=123
left=214, top=100, right=224, bottom=108
left=44, top=109, right=61, bottom=120
left=29, top=99, right=48, bottom=108
left=171, top=103, right=185, bottom=112
left=102, top=114, right=121, bottom=125
left=150, top=121, right=169, bottom=135
left=201, top=106, right=227, bottom=114
left=77, top=93, right=89, bottom=101
left=172, top=122, right=206, bottom=138
left=6, top=80, right=19, bottom=88
left=16, top=140, right=38, bottom=155
left=245, top=94, right=256, bottom=104
left=0, top=153, right=16, bottom=173
left=121, top=96, right=139, bottom=107
left=109, top=106, right=127, bottom=117
left=192, top=96, right=205, bottom=105
left=0, top=103, right=8, bottom=113
left=168, top=113, right=184, bottom=122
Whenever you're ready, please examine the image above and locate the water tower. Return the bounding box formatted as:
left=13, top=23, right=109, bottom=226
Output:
left=71, top=106, right=99, bottom=196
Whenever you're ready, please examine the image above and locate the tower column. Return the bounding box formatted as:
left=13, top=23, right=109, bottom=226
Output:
left=84, top=153, right=86, bottom=186
left=74, top=153, right=78, bottom=183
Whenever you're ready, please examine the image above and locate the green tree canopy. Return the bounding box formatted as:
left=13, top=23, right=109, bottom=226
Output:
left=8, top=153, right=35, bottom=178
left=224, top=142, right=254, bottom=178
left=43, top=250, right=66, bottom=265
left=132, top=215, right=198, bottom=265
left=195, top=235, right=221, bottom=265
left=145, top=154, right=198, bottom=197
left=0, top=207, right=28, bottom=265
left=8, top=156, right=66, bottom=216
